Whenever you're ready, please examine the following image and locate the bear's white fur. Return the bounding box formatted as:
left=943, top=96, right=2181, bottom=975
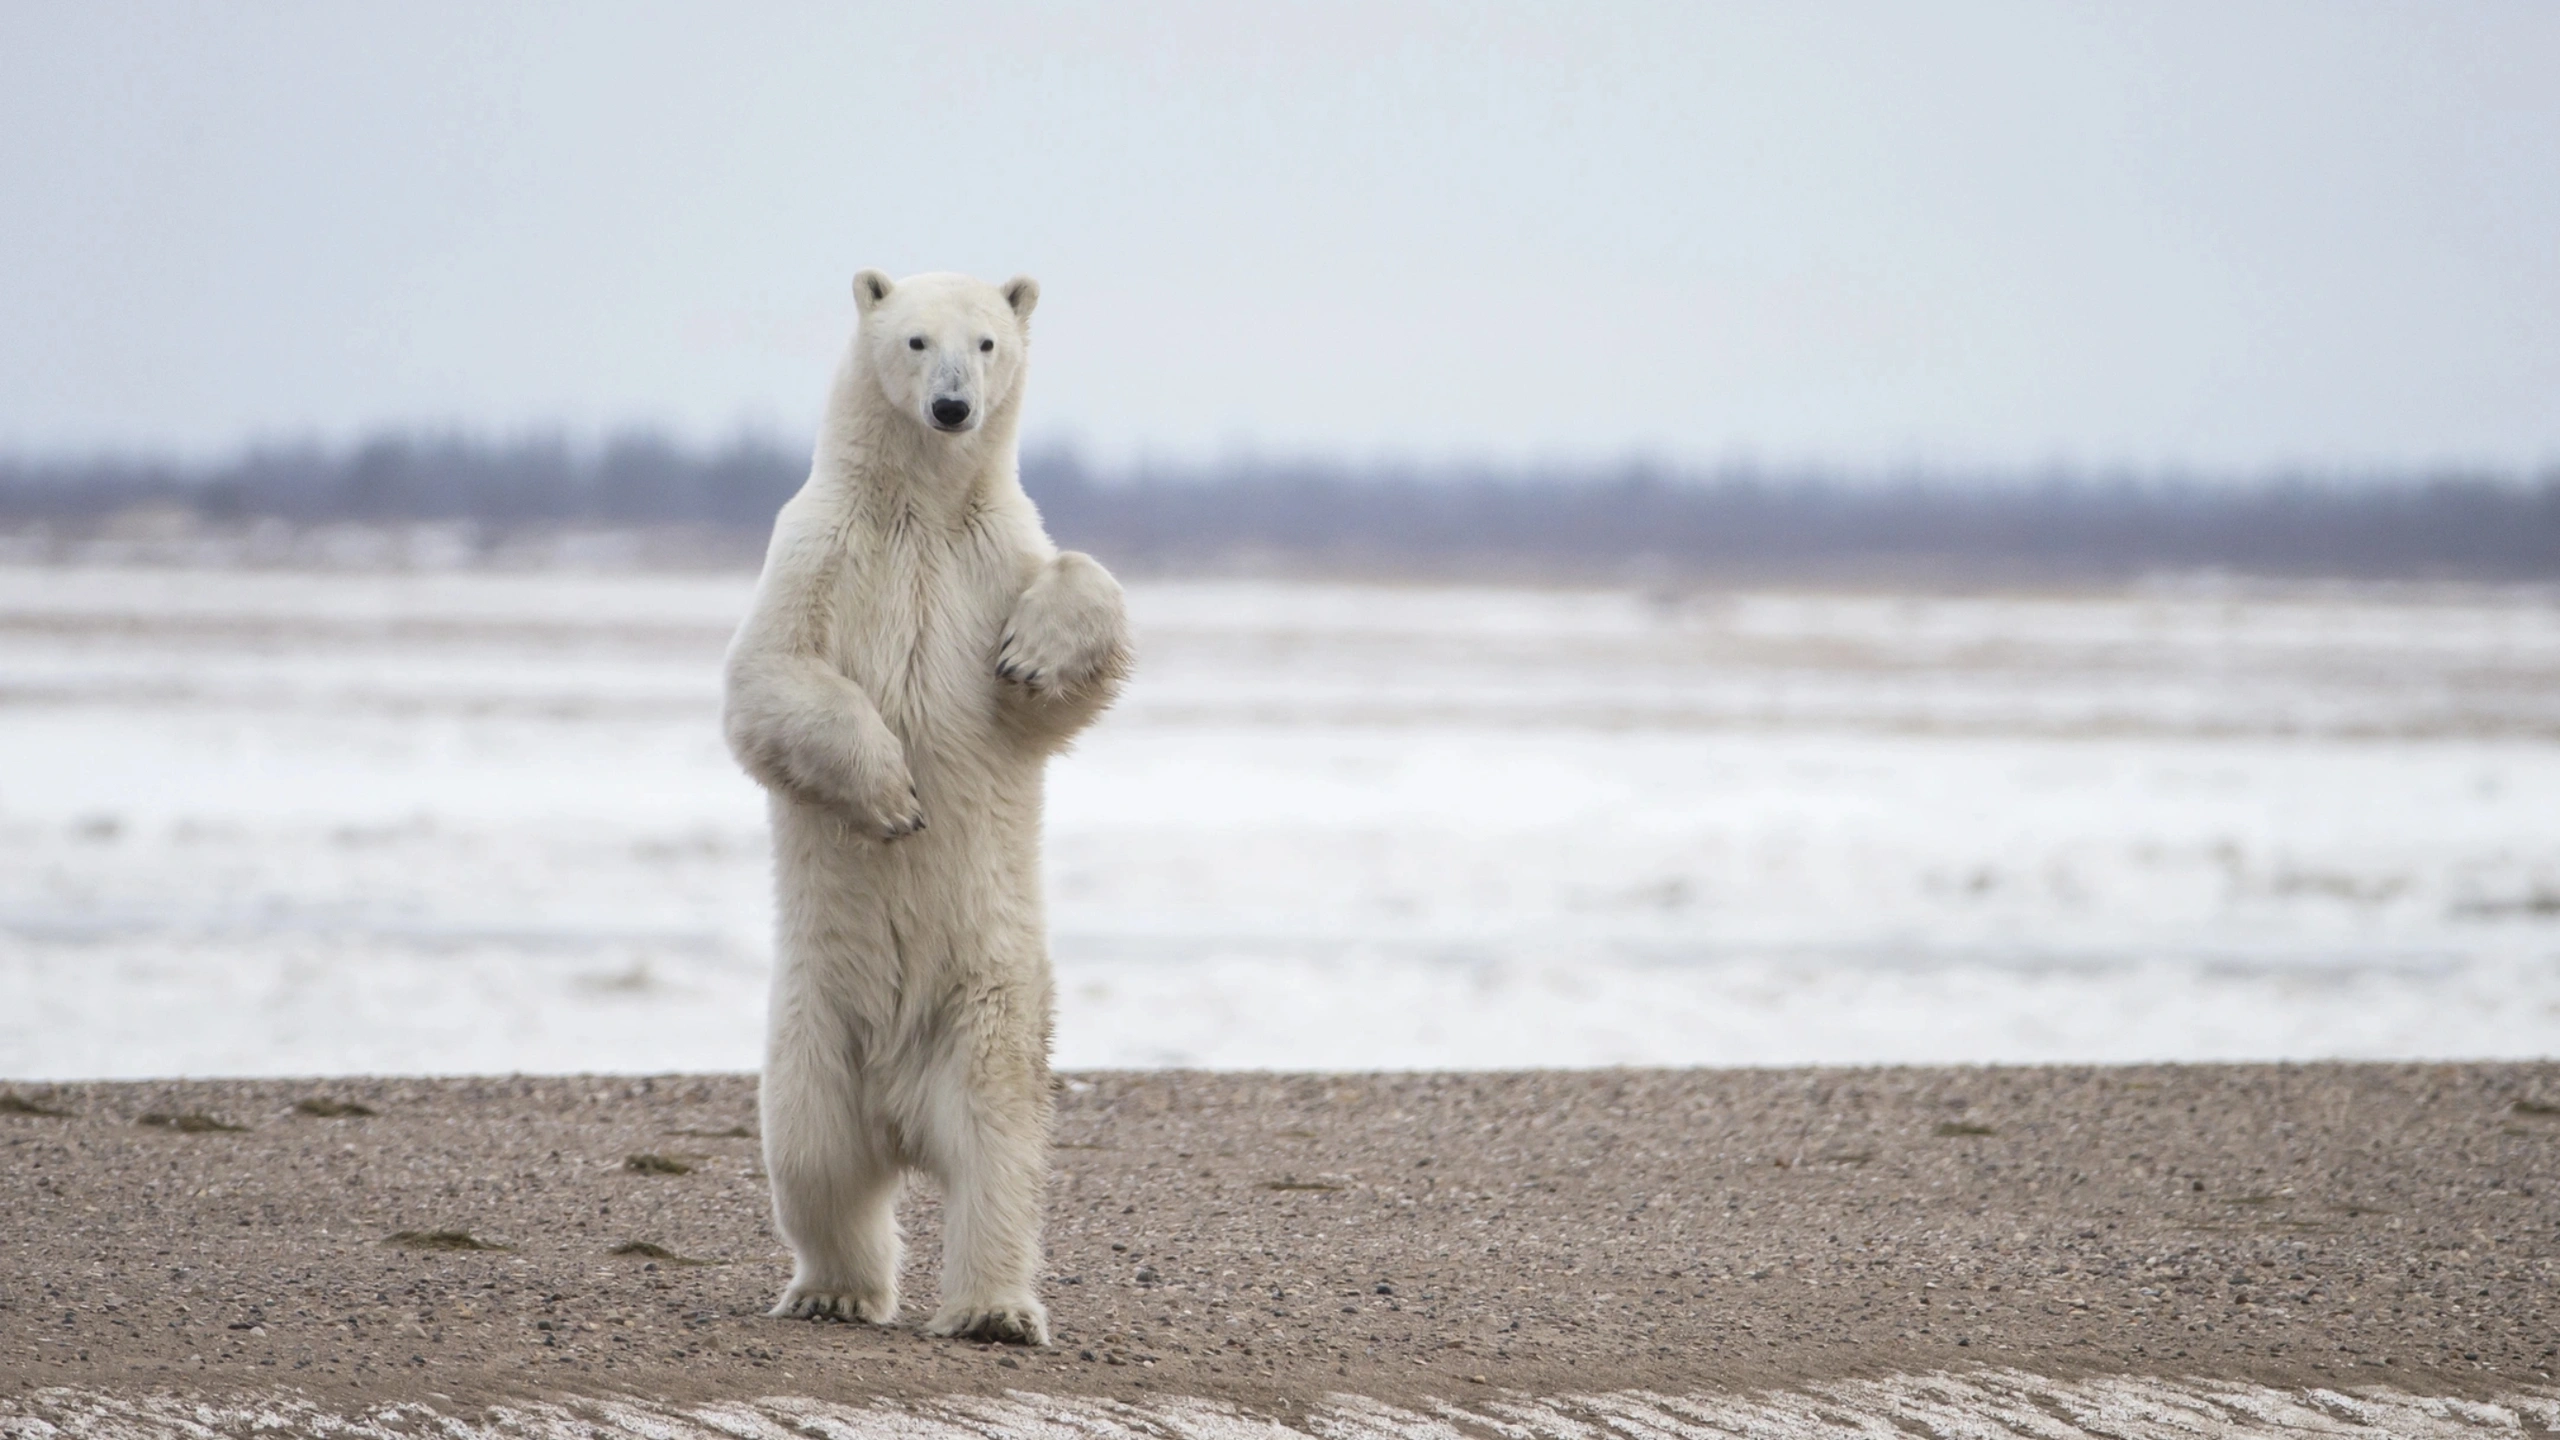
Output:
left=722, top=269, right=1129, bottom=1346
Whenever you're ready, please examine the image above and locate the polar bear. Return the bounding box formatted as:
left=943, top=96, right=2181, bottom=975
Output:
left=722, top=269, right=1129, bottom=1346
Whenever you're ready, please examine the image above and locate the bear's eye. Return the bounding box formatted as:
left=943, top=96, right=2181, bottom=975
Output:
left=907, top=336, right=926, bottom=351
left=978, top=338, right=994, bottom=353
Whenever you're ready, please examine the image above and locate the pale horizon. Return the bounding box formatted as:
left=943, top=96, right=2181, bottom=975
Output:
left=3, top=3, right=2556, bottom=476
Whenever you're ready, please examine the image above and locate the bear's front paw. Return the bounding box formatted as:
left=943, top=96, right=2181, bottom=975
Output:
left=926, top=1295, right=1050, bottom=1347
left=771, top=1281, right=897, bottom=1325
left=849, top=742, right=926, bottom=842
left=856, top=777, right=926, bottom=842
left=997, top=553, right=1130, bottom=699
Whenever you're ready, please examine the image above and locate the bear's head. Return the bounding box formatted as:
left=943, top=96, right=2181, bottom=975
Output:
left=852, top=269, right=1040, bottom=437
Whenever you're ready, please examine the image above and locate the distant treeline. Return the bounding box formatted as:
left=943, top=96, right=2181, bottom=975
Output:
left=3, top=431, right=2556, bottom=582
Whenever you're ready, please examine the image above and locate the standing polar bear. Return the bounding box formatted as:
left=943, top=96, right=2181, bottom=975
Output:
left=723, top=269, right=1129, bottom=1346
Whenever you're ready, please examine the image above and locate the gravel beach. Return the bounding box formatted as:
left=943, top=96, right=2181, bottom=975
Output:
left=5, top=1064, right=2558, bottom=1429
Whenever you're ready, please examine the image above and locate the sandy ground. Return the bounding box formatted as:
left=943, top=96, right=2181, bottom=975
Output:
left=5, top=1063, right=2558, bottom=1422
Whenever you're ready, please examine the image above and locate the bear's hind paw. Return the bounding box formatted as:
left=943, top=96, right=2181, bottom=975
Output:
left=926, top=1298, right=1049, bottom=1346
left=771, top=1285, right=896, bottom=1325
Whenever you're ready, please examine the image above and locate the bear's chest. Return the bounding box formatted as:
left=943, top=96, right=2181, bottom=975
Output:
left=825, top=527, right=1017, bottom=740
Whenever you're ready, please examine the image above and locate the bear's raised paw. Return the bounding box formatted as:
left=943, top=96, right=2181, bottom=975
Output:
left=997, top=553, right=1129, bottom=700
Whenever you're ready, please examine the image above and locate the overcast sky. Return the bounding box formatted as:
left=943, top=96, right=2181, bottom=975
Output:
left=2, top=3, right=2554, bottom=473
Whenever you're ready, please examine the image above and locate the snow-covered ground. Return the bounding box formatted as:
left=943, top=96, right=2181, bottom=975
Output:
left=3, top=562, right=2557, bottom=1077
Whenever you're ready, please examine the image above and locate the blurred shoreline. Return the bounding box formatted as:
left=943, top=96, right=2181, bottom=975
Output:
left=5, top=516, right=2560, bottom=612
left=0, top=514, right=772, bottom=575
left=6, top=432, right=2558, bottom=587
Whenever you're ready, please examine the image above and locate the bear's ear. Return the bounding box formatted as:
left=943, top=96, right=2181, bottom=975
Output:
left=1002, top=275, right=1040, bottom=324
left=853, top=269, right=894, bottom=317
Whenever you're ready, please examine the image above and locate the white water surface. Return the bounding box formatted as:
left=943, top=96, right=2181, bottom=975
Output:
left=9, top=1374, right=2559, bottom=1440
left=3, top=563, right=2557, bottom=1078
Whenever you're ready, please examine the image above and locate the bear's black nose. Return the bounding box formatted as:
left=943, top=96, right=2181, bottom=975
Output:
left=931, top=398, right=972, bottom=428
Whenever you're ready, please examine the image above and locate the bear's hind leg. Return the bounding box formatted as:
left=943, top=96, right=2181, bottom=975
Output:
left=764, top=1043, right=904, bottom=1323
left=768, top=1156, right=902, bottom=1323
left=916, top=1046, right=1051, bottom=1345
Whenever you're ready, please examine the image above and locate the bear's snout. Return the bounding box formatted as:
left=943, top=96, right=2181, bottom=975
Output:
left=930, top=398, right=973, bottom=430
